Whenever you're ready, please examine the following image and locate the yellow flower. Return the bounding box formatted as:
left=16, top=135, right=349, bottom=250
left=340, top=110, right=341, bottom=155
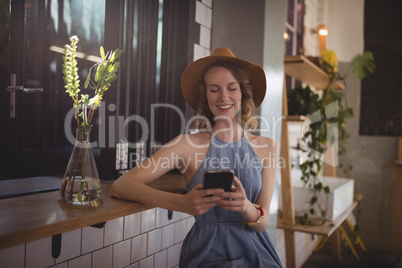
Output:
left=320, top=49, right=338, bottom=74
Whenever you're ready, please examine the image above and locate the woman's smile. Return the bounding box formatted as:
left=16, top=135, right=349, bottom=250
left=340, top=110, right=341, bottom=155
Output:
left=217, top=104, right=234, bottom=111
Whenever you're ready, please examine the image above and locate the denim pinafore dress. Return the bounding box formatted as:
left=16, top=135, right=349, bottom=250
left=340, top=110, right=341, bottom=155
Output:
left=179, top=132, right=282, bottom=268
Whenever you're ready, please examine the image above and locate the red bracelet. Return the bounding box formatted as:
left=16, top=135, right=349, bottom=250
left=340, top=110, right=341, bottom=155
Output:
left=244, top=204, right=264, bottom=225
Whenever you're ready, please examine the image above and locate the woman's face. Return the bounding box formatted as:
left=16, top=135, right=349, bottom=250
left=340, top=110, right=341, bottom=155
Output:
left=204, top=66, right=242, bottom=122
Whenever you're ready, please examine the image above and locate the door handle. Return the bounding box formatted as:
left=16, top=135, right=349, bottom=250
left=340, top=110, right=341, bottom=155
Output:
left=7, top=86, right=44, bottom=93
left=6, top=74, right=43, bottom=118
left=22, top=88, right=44, bottom=93
left=6, top=85, right=23, bottom=92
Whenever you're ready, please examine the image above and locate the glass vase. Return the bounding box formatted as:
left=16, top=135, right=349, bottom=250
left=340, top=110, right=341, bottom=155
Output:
left=59, top=128, right=101, bottom=205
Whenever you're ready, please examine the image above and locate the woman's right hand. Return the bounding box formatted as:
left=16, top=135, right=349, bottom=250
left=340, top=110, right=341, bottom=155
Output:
left=182, top=184, right=224, bottom=216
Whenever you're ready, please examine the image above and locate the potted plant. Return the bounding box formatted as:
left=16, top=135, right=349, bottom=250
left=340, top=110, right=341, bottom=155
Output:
left=59, top=36, right=122, bottom=205
left=287, top=50, right=375, bottom=224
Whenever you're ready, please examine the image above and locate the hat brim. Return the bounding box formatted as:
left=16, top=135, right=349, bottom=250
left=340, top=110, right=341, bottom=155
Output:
left=181, top=54, right=266, bottom=111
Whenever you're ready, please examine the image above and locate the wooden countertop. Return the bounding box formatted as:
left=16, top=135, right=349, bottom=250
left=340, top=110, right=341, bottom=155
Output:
left=0, top=174, right=186, bottom=250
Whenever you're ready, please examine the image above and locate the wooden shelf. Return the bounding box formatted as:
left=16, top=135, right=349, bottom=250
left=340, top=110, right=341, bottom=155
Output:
left=284, top=55, right=345, bottom=90
left=277, top=201, right=358, bottom=237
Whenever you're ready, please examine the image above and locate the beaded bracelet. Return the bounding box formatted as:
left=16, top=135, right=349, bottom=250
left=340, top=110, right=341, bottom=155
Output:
left=244, top=204, right=264, bottom=225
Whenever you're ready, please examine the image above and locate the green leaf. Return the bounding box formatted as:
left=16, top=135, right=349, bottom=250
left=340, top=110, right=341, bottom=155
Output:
left=314, top=182, right=323, bottom=191
left=343, top=107, right=354, bottom=119
left=84, top=69, right=91, bottom=88
left=100, top=46, right=105, bottom=60
left=95, top=64, right=102, bottom=82
left=324, top=186, right=330, bottom=194
left=351, top=51, right=375, bottom=79
left=113, top=49, right=123, bottom=61
left=310, top=196, right=317, bottom=205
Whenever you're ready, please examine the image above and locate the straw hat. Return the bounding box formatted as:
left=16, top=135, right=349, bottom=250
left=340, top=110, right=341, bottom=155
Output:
left=181, top=47, right=266, bottom=110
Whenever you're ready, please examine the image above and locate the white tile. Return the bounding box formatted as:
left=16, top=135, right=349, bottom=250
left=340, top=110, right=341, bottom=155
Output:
left=181, top=213, right=192, bottom=220
left=141, top=208, right=156, bottom=234
left=156, top=208, right=169, bottom=228
left=195, top=1, right=212, bottom=28
left=131, top=234, right=147, bottom=263
left=195, top=1, right=207, bottom=26
left=113, top=239, right=131, bottom=268
left=57, top=229, right=81, bottom=263
left=167, top=244, right=181, bottom=268
left=92, top=246, right=112, bottom=268
left=193, top=44, right=205, bottom=62
left=202, top=0, right=212, bottom=8
left=186, top=217, right=195, bottom=234
left=154, top=249, right=168, bottom=268
left=205, top=5, right=212, bottom=28
left=147, top=228, right=162, bottom=255
left=203, top=48, right=211, bottom=57
left=26, top=236, right=54, bottom=268
left=200, top=25, right=211, bottom=49
left=67, top=253, right=91, bottom=268
left=124, top=212, right=141, bottom=239
left=127, top=263, right=139, bottom=268
left=139, top=256, right=154, bottom=268
left=104, top=217, right=123, bottom=246
left=0, top=244, right=25, bottom=268
left=82, top=225, right=104, bottom=254
left=161, top=224, right=175, bottom=249
left=174, top=220, right=187, bottom=244
left=50, top=262, right=67, bottom=268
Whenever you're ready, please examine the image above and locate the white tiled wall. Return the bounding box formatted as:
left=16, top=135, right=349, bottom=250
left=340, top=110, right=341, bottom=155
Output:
left=193, top=0, right=213, bottom=62
left=0, top=209, right=194, bottom=268
left=185, top=0, right=213, bottom=123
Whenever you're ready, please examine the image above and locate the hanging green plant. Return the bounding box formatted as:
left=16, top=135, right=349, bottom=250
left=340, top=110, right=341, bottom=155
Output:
left=287, top=50, right=375, bottom=224
left=287, top=86, right=331, bottom=223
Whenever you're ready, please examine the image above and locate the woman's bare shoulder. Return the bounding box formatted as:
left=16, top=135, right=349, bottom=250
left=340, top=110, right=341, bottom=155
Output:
left=247, top=132, right=277, bottom=147
left=247, top=132, right=279, bottom=155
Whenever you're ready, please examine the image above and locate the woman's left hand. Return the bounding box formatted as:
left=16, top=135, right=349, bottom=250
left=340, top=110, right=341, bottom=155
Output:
left=215, top=176, right=249, bottom=213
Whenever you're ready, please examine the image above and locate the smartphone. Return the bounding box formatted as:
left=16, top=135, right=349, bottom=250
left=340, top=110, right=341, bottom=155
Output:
left=203, top=170, right=234, bottom=192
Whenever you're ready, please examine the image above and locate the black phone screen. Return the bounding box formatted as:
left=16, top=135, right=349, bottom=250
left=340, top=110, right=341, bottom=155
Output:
left=203, top=170, right=234, bottom=192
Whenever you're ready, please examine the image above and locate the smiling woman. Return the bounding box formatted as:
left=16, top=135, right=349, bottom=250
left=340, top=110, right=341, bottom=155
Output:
left=110, top=47, right=283, bottom=267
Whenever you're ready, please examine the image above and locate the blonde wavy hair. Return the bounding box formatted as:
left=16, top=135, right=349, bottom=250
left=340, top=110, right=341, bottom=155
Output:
left=193, top=61, right=258, bottom=130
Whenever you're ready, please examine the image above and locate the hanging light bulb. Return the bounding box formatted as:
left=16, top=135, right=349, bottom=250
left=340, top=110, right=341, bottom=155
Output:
left=318, top=24, right=328, bottom=36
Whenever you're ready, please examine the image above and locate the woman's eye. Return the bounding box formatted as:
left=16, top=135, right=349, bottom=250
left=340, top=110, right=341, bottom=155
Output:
left=209, top=88, right=218, bottom=92
left=229, top=87, right=237, bottom=91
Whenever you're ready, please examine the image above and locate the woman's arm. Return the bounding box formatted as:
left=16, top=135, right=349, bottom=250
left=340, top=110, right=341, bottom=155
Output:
left=109, top=135, right=224, bottom=215
left=249, top=138, right=278, bottom=232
